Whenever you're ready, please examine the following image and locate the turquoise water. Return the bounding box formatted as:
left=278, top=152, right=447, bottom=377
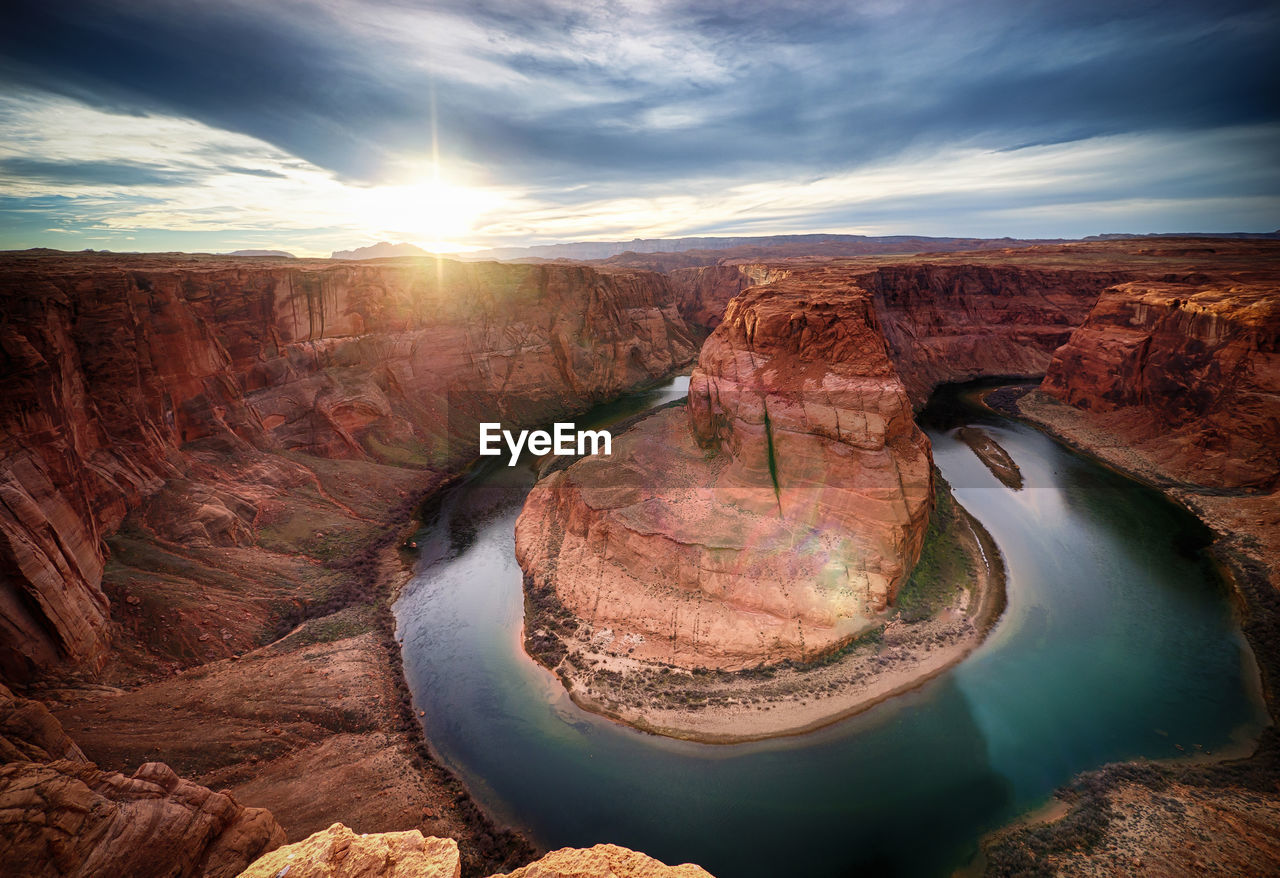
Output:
left=395, top=380, right=1267, bottom=877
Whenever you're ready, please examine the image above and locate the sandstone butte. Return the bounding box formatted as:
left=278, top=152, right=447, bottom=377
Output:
left=516, top=278, right=936, bottom=669
left=2, top=239, right=1279, bottom=877
left=514, top=258, right=1136, bottom=673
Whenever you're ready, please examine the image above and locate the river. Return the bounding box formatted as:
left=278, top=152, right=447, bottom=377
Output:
left=394, top=378, right=1268, bottom=877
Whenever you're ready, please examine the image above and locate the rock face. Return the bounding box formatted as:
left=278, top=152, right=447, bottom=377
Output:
left=0, top=253, right=696, bottom=680
left=1, top=684, right=284, bottom=878
left=667, top=264, right=790, bottom=330
left=982, top=763, right=1280, bottom=878
left=866, top=264, right=1130, bottom=406
left=516, top=276, right=933, bottom=668
left=0, top=683, right=84, bottom=764
left=1042, top=281, right=1280, bottom=490
left=0, top=760, right=285, bottom=878
left=670, top=262, right=1131, bottom=404
left=236, top=822, right=460, bottom=878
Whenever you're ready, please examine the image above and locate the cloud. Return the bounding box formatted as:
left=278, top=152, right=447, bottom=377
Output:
left=2, top=0, right=1277, bottom=187
left=7, top=88, right=1274, bottom=255
left=0, top=157, right=199, bottom=187
left=0, top=1, right=1277, bottom=250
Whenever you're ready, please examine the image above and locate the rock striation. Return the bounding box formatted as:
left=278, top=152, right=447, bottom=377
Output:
left=1042, top=280, right=1280, bottom=490
left=516, top=275, right=934, bottom=669
left=669, top=261, right=1132, bottom=404
left=0, top=683, right=84, bottom=764
left=667, top=264, right=790, bottom=330
left=864, top=264, right=1130, bottom=406
left=0, top=253, right=696, bottom=680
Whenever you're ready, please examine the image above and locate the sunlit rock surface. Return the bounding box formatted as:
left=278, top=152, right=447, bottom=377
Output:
left=1043, top=279, right=1280, bottom=490
left=236, top=822, right=460, bottom=878
left=0, top=253, right=696, bottom=678
left=517, top=276, right=933, bottom=668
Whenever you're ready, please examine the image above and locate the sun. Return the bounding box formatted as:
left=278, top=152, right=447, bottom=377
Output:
left=350, top=165, right=508, bottom=252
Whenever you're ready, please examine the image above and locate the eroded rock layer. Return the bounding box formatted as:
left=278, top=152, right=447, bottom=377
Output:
left=0, top=253, right=696, bottom=679
left=856, top=264, right=1130, bottom=406
left=668, top=264, right=790, bottom=330
left=516, top=277, right=934, bottom=668
left=1042, top=281, right=1280, bottom=490
left=516, top=243, right=1280, bottom=680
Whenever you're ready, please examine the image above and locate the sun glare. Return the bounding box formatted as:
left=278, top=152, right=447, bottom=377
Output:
left=349, top=165, right=507, bottom=252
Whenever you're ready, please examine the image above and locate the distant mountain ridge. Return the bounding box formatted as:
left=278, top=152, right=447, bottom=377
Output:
left=331, top=242, right=430, bottom=260
left=327, top=231, right=1280, bottom=265
left=225, top=249, right=295, bottom=258
left=451, top=233, right=1066, bottom=262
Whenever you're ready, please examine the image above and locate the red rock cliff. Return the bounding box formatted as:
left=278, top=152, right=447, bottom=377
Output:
left=668, top=264, right=791, bottom=330
left=670, top=262, right=1130, bottom=406
left=865, top=264, right=1130, bottom=406
left=0, top=254, right=697, bottom=679
left=1042, top=280, right=1280, bottom=490
left=515, top=272, right=933, bottom=669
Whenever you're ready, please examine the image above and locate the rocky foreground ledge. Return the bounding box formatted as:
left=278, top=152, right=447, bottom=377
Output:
left=237, top=823, right=713, bottom=878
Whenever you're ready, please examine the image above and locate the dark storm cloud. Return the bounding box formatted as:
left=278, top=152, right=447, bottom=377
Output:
left=1, top=0, right=1277, bottom=189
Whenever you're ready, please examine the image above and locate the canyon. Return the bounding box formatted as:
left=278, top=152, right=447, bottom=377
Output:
left=1, top=239, right=1277, bottom=877
left=0, top=254, right=696, bottom=680
left=0, top=252, right=695, bottom=876
left=512, top=251, right=1190, bottom=728
left=516, top=277, right=938, bottom=673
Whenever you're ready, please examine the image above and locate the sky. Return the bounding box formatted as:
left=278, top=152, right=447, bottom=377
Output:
left=1, top=0, right=1278, bottom=256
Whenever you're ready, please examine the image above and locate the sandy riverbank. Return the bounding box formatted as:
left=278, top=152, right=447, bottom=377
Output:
left=530, top=489, right=1006, bottom=744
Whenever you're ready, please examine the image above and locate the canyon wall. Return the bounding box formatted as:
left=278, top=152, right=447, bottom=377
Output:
left=865, top=264, right=1130, bottom=406
left=669, top=261, right=1132, bottom=404
left=0, top=254, right=697, bottom=680
left=667, top=264, right=791, bottom=330
left=516, top=273, right=933, bottom=669
left=5, top=241, right=1276, bottom=878
left=1042, top=281, right=1280, bottom=490
left=515, top=259, right=1146, bottom=671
